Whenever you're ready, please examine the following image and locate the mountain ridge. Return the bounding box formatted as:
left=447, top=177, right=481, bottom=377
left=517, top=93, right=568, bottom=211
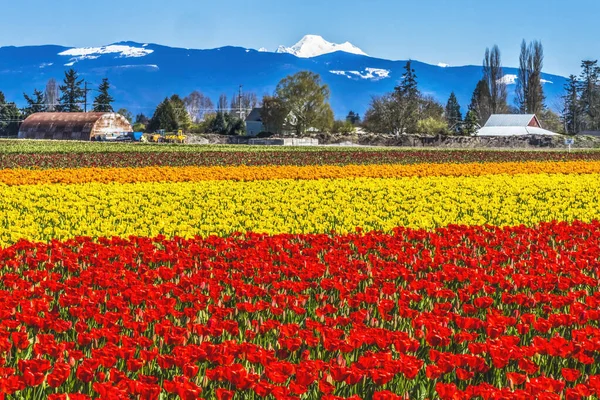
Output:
left=0, top=39, right=568, bottom=120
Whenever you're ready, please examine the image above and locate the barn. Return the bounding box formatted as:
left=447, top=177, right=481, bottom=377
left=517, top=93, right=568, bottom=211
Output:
left=476, top=114, right=558, bottom=136
left=18, top=113, right=132, bottom=141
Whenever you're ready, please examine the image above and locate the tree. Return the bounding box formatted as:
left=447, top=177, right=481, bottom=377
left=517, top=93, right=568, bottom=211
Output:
left=445, top=92, right=462, bottom=132
left=148, top=99, right=178, bottom=132
left=184, top=91, right=215, bottom=122
left=210, top=112, right=229, bottom=134
left=217, top=94, right=228, bottom=114
left=93, top=78, right=114, bottom=112
left=169, top=95, right=192, bottom=131
left=346, top=111, right=361, bottom=125
left=260, top=95, right=288, bottom=134
left=469, top=79, right=492, bottom=126
left=462, top=110, right=479, bottom=136
left=117, top=108, right=133, bottom=123
left=483, top=45, right=508, bottom=114
left=579, top=60, right=600, bottom=131
left=363, top=94, right=403, bottom=134
left=516, top=40, right=545, bottom=114
left=275, top=71, right=333, bottom=135
left=135, top=113, right=149, bottom=125
left=562, top=75, right=581, bottom=134
left=332, top=120, right=356, bottom=135
left=22, top=89, right=47, bottom=117
left=57, top=69, right=85, bottom=112
left=393, top=61, right=421, bottom=133
left=0, top=92, right=21, bottom=137
left=417, top=117, right=448, bottom=135
left=539, top=109, right=563, bottom=134
left=44, top=78, right=59, bottom=111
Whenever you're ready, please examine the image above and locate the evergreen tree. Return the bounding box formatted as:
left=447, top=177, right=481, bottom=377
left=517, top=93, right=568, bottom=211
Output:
left=469, top=79, right=491, bottom=125
left=562, top=75, right=581, bottom=134
left=117, top=108, right=133, bottom=123
left=346, top=111, right=361, bottom=125
left=579, top=60, right=600, bottom=131
left=0, top=91, right=21, bottom=136
left=393, top=60, right=420, bottom=133
left=135, top=113, right=149, bottom=125
left=445, top=92, right=462, bottom=133
left=148, top=99, right=178, bottom=132
left=22, top=89, right=47, bottom=117
left=462, top=110, right=479, bottom=136
left=169, top=94, right=192, bottom=131
left=57, top=69, right=84, bottom=112
left=210, top=112, right=229, bottom=134
left=93, top=78, right=114, bottom=112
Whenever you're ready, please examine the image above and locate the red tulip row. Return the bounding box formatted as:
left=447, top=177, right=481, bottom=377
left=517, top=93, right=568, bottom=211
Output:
left=2, top=149, right=600, bottom=169
left=1, top=221, right=600, bottom=399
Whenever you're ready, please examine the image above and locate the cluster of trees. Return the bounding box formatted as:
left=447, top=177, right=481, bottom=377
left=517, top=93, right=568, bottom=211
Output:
left=562, top=60, right=600, bottom=134
left=0, top=69, right=125, bottom=136
left=362, top=61, right=455, bottom=135
left=363, top=40, right=562, bottom=136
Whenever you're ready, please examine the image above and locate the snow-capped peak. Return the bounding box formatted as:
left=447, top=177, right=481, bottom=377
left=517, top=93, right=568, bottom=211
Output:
left=275, top=35, right=367, bottom=58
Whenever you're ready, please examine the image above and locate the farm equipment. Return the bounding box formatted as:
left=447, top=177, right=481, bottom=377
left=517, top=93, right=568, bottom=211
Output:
left=144, top=129, right=187, bottom=144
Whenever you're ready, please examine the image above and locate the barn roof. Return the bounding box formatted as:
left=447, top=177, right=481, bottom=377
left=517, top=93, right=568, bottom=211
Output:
left=484, top=114, right=539, bottom=127
left=20, top=112, right=108, bottom=127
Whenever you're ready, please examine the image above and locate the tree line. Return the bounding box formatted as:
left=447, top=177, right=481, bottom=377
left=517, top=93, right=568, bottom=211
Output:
left=7, top=41, right=595, bottom=137
left=362, top=40, right=562, bottom=136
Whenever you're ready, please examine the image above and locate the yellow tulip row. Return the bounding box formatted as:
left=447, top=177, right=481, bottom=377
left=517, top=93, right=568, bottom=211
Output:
left=2, top=161, right=600, bottom=186
left=1, top=173, right=598, bottom=246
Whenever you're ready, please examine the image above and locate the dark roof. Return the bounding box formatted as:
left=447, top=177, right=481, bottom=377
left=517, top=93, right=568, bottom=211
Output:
left=245, top=108, right=262, bottom=122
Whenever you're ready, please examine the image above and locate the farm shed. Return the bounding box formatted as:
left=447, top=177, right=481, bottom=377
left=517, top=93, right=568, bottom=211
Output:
left=477, top=114, right=558, bottom=136
left=18, top=113, right=132, bottom=141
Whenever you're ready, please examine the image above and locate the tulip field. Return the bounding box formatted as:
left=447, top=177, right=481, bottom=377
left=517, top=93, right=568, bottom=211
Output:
left=3, top=141, right=600, bottom=399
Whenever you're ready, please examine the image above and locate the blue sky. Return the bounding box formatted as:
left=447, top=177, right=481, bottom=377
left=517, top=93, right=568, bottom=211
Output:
left=0, top=0, right=597, bottom=76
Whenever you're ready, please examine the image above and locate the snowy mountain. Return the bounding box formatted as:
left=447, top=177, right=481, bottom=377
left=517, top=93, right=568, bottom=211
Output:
left=0, top=40, right=568, bottom=120
left=275, top=35, right=367, bottom=58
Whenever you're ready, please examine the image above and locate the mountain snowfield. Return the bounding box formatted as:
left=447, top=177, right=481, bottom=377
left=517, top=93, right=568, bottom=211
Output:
left=0, top=35, right=568, bottom=119
left=275, top=35, right=368, bottom=58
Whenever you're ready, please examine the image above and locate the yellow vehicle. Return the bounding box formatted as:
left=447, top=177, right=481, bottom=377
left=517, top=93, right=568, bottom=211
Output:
left=164, top=130, right=187, bottom=144
left=143, top=130, right=185, bottom=144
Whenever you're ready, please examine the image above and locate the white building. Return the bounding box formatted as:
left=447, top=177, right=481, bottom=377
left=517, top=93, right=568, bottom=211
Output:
left=477, top=114, right=558, bottom=136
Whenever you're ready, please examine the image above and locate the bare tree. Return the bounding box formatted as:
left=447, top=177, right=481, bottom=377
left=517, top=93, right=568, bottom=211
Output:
left=483, top=45, right=508, bottom=114
left=517, top=40, right=545, bottom=115
left=516, top=40, right=530, bottom=113
left=528, top=41, right=545, bottom=115
left=44, top=78, right=59, bottom=111
left=217, top=94, right=228, bottom=114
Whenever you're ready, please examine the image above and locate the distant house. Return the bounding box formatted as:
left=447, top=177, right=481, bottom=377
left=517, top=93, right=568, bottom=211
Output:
left=245, top=108, right=264, bottom=137
left=245, top=107, right=302, bottom=136
left=477, top=114, right=558, bottom=136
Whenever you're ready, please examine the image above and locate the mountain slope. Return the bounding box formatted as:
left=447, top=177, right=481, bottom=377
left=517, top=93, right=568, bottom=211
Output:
left=0, top=41, right=568, bottom=120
